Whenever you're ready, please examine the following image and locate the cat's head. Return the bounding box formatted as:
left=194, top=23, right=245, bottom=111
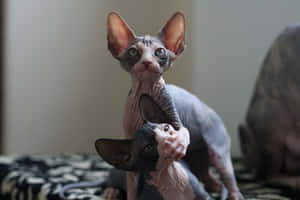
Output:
left=107, top=12, right=186, bottom=81
left=95, top=94, right=177, bottom=173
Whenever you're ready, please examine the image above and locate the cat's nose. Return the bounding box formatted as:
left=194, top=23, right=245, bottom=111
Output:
left=142, top=60, right=152, bottom=68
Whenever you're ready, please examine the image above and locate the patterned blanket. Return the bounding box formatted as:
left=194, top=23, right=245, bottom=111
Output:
left=0, top=154, right=298, bottom=200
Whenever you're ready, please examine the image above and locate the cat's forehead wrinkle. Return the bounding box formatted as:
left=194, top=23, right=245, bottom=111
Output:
left=142, top=35, right=152, bottom=47
left=133, top=36, right=164, bottom=48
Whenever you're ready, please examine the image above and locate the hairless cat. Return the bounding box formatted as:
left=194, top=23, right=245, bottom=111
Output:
left=99, top=93, right=243, bottom=200
left=105, top=12, right=243, bottom=200
left=95, top=94, right=214, bottom=200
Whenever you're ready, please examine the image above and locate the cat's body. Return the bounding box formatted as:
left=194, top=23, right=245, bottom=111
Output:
left=95, top=95, right=212, bottom=200
left=105, top=12, right=243, bottom=200
left=104, top=161, right=210, bottom=200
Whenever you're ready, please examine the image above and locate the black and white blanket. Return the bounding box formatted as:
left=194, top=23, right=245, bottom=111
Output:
left=0, top=154, right=298, bottom=200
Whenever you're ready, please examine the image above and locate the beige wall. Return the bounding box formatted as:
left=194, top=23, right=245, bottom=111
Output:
left=4, top=1, right=300, bottom=156
left=192, top=1, right=300, bottom=155
left=3, top=0, right=194, bottom=154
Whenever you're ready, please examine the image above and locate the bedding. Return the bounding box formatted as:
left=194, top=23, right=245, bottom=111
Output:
left=0, top=154, right=297, bottom=200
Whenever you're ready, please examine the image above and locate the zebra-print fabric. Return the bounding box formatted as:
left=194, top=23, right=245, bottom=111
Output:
left=0, top=154, right=298, bottom=200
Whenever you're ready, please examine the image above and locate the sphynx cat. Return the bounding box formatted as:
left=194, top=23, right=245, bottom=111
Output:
left=106, top=12, right=243, bottom=200
left=95, top=94, right=213, bottom=200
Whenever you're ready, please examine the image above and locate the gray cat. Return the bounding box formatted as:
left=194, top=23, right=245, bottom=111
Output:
left=95, top=94, right=213, bottom=200
left=239, top=24, right=300, bottom=190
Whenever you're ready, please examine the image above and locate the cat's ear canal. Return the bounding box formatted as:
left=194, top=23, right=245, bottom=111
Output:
left=158, top=12, right=186, bottom=56
left=95, top=138, right=134, bottom=170
left=107, top=12, right=135, bottom=58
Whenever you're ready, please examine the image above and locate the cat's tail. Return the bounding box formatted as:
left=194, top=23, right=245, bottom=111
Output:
left=59, top=179, right=105, bottom=200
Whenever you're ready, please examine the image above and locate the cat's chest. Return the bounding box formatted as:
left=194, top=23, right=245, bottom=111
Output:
left=148, top=163, right=196, bottom=200
left=123, top=86, right=163, bottom=138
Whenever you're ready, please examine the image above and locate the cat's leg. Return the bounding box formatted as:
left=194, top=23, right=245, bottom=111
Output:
left=187, top=150, right=222, bottom=193
left=126, top=172, right=137, bottom=200
left=103, top=188, right=121, bottom=199
left=198, top=169, right=222, bottom=193
left=102, top=168, right=126, bottom=200
left=209, top=148, right=244, bottom=200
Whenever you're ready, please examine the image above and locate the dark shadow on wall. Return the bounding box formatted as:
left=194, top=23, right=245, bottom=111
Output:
left=0, top=0, right=5, bottom=154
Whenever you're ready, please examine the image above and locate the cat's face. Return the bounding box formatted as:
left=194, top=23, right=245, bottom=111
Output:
left=94, top=94, right=179, bottom=172
left=107, top=12, right=185, bottom=81
left=118, top=36, right=175, bottom=81
left=95, top=122, right=175, bottom=173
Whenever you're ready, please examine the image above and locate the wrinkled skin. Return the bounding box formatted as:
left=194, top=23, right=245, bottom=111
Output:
left=103, top=90, right=243, bottom=200
left=95, top=95, right=233, bottom=200
left=239, top=25, right=300, bottom=190
left=107, top=12, right=243, bottom=200
left=107, top=11, right=188, bottom=200
left=95, top=123, right=210, bottom=200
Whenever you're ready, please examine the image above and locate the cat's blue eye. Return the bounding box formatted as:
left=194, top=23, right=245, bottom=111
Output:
left=155, top=48, right=166, bottom=58
left=127, top=48, right=139, bottom=57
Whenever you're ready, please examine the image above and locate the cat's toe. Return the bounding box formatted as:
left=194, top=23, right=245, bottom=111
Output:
left=103, top=187, right=120, bottom=200
left=228, top=192, right=244, bottom=200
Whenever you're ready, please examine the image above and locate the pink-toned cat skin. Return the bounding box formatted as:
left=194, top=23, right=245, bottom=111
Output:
left=106, top=12, right=243, bottom=200
left=95, top=95, right=211, bottom=200
left=107, top=11, right=189, bottom=200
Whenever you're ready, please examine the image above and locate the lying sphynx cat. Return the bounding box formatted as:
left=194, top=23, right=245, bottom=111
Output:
left=101, top=95, right=243, bottom=200
left=95, top=95, right=213, bottom=200
left=106, top=12, right=243, bottom=200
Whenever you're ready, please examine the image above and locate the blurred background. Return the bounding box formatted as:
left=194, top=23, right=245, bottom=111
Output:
left=1, top=0, right=300, bottom=155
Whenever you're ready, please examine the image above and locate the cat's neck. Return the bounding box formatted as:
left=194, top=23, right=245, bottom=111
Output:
left=131, top=75, right=165, bottom=97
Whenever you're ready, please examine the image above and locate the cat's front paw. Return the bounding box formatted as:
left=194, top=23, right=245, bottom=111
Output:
left=103, top=187, right=121, bottom=200
left=163, top=126, right=190, bottom=160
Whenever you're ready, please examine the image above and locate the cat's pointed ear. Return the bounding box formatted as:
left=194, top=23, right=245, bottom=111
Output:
left=95, top=138, right=134, bottom=170
left=158, top=12, right=186, bottom=56
left=139, top=94, right=169, bottom=124
left=107, top=12, right=135, bottom=58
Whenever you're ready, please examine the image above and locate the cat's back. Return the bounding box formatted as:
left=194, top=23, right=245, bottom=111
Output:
left=166, top=84, right=229, bottom=151
left=165, top=84, right=224, bottom=131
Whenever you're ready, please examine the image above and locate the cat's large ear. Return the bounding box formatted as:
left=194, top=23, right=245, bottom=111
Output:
left=158, top=12, right=186, bottom=56
left=95, top=138, right=134, bottom=170
left=139, top=94, right=170, bottom=124
left=107, top=12, right=135, bottom=58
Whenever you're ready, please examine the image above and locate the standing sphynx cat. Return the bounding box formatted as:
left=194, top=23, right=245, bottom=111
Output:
left=106, top=12, right=243, bottom=200
left=107, top=11, right=190, bottom=200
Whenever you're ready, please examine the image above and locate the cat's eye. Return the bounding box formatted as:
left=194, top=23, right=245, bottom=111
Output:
left=164, top=124, right=169, bottom=132
left=143, top=144, right=153, bottom=153
left=155, top=48, right=166, bottom=58
left=127, top=48, right=139, bottom=57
